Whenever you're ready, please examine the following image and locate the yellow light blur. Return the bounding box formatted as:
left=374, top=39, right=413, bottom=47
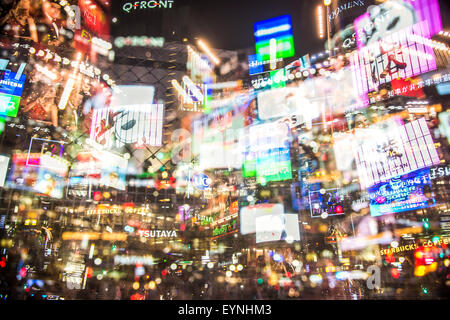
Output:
left=268, top=273, right=278, bottom=286
left=324, top=0, right=331, bottom=6
left=148, top=281, right=156, bottom=290
left=132, top=281, right=140, bottom=290
left=415, top=265, right=426, bottom=277
left=197, top=39, right=220, bottom=65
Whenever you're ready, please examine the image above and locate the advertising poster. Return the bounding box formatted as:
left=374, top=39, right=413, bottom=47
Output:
left=256, top=213, right=300, bottom=243
left=242, top=122, right=292, bottom=184
left=309, top=188, right=346, bottom=218
left=0, top=69, right=26, bottom=117
left=240, top=203, right=284, bottom=235
left=368, top=168, right=435, bottom=216
left=354, top=117, right=440, bottom=189
left=6, top=153, right=68, bottom=199
left=90, top=85, right=163, bottom=148
left=0, top=155, right=10, bottom=187
left=68, top=150, right=128, bottom=191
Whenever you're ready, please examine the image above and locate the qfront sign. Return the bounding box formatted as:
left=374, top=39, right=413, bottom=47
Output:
left=122, top=1, right=174, bottom=13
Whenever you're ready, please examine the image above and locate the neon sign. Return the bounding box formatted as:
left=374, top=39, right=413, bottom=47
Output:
left=192, top=173, right=211, bottom=190
left=211, top=218, right=238, bottom=240
left=309, top=188, right=346, bottom=218
left=114, top=36, right=165, bottom=48
left=122, top=1, right=174, bottom=13
left=254, top=15, right=295, bottom=61
left=328, top=0, right=365, bottom=21
left=137, top=229, right=178, bottom=238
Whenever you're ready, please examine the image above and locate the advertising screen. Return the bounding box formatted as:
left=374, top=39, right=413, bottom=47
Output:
left=256, top=69, right=361, bottom=121
left=0, top=155, right=10, bottom=187
left=191, top=96, right=254, bottom=170
left=254, top=15, right=295, bottom=61
left=0, top=69, right=26, bottom=117
left=69, top=150, right=128, bottom=191
left=6, top=153, right=68, bottom=199
left=350, top=20, right=437, bottom=104
left=255, top=213, right=300, bottom=243
left=90, top=85, right=163, bottom=148
left=309, top=188, right=346, bottom=218
left=240, top=203, right=284, bottom=235
left=242, top=122, right=292, bottom=184
left=78, top=0, right=111, bottom=39
left=368, top=168, right=435, bottom=217
left=34, top=155, right=69, bottom=199
left=354, top=117, right=440, bottom=189
left=354, top=0, right=442, bottom=49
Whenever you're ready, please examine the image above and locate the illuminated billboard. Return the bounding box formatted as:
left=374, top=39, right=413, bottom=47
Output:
left=255, top=213, right=300, bottom=243
left=78, top=0, right=110, bottom=38
left=368, top=168, right=435, bottom=217
left=0, top=155, right=9, bottom=187
left=350, top=20, right=437, bottom=104
left=0, top=69, right=26, bottom=117
left=90, top=85, right=164, bottom=148
left=254, top=15, right=295, bottom=61
left=242, top=122, right=292, bottom=184
left=354, top=117, right=440, bottom=189
left=354, top=0, right=442, bottom=49
left=69, top=150, right=128, bottom=191
left=309, top=188, right=346, bottom=218
left=240, top=203, right=284, bottom=235
left=6, top=153, right=68, bottom=199
left=191, top=97, right=255, bottom=170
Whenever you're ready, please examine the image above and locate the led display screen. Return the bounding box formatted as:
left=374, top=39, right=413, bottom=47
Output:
left=90, top=85, right=163, bottom=148
left=191, top=97, right=253, bottom=170
left=255, top=213, right=300, bottom=243
left=240, top=203, right=284, bottom=235
left=368, top=168, right=435, bottom=217
left=354, top=117, right=440, bottom=189
left=0, top=69, right=26, bottom=117
left=242, top=122, right=292, bottom=184
left=354, top=0, right=442, bottom=49
left=256, top=68, right=361, bottom=121
left=68, top=150, right=128, bottom=191
left=309, top=188, right=346, bottom=218
left=350, top=20, right=437, bottom=104
left=254, top=15, right=295, bottom=61
left=0, top=155, right=10, bottom=187
left=6, top=153, right=68, bottom=199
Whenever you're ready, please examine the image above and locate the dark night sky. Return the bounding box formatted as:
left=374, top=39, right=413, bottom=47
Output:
left=112, top=0, right=450, bottom=57
left=113, top=0, right=328, bottom=56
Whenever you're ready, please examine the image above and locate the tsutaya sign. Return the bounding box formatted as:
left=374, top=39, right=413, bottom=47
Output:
left=123, top=1, right=174, bottom=13
left=137, top=229, right=178, bottom=238
left=328, top=0, right=365, bottom=21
